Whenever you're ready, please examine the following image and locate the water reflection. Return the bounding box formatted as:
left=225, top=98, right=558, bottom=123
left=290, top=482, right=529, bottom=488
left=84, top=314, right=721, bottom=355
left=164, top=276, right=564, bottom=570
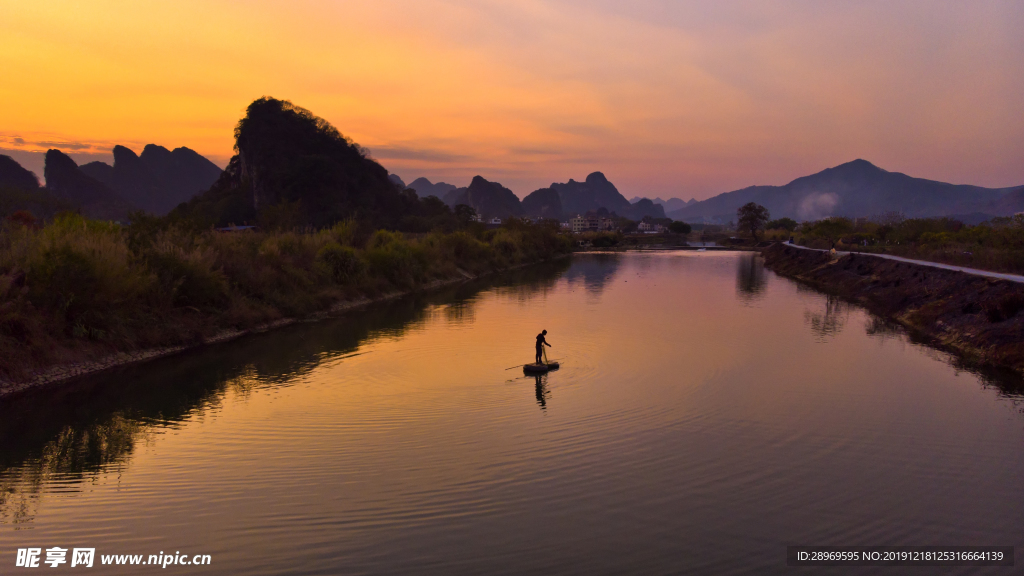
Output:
left=5, top=252, right=1024, bottom=576
left=864, top=315, right=904, bottom=340
left=563, top=253, right=622, bottom=295
left=0, top=258, right=571, bottom=524
left=735, top=253, right=767, bottom=302
left=0, top=414, right=146, bottom=524
left=803, top=294, right=848, bottom=341
left=533, top=374, right=550, bottom=409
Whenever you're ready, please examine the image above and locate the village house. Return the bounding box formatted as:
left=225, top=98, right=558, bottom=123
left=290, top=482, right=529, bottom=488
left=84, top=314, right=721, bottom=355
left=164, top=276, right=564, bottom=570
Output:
left=637, top=221, right=665, bottom=234
left=570, top=215, right=599, bottom=233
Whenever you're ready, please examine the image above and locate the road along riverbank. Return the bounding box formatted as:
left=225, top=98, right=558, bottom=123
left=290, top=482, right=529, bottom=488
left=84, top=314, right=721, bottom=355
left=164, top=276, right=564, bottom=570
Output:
left=762, top=243, right=1024, bottom=375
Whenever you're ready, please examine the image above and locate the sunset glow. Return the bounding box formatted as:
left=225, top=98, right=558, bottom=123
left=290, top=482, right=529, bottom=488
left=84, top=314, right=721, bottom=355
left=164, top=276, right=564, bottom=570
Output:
left=1, top=0, right=1022, bottom=198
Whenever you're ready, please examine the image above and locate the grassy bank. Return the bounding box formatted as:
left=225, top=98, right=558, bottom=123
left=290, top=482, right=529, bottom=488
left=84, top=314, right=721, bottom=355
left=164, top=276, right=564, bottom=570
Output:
left=762, top=216, right=1024, bottom=275
left=0, top=214, right=573, bottom=382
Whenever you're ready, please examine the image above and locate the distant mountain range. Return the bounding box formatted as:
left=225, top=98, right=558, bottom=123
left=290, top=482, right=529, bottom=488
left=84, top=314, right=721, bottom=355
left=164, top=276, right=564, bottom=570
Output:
left=442, top=176, right=524, bottom=220
left=668, top=159, right=1024, bottom=224
left=0, top=155, right=41, bottom=190
left=79, top=145, right=222, bottom=215
left=406, top=177, right=458, bottom=200
left=0, top=154, right=76, bottom=218
left=402, top=171, right=666, bottom=221
left=44, top=150, right=137, bottom=220
left=0, top=145, right=222, bottom=221
left=11, top=129, right=1021, bottom=229
left=630, top=196, right=697, bottom=212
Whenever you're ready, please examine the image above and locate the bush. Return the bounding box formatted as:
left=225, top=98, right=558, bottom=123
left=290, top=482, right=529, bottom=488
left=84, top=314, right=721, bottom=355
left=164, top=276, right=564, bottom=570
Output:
left=490, top=229, right=523, bottom=263
left=145, top=247, right=228, bottom=309
left=0, top=211, right=573, bottom=379
left=363, top=230, right=427, bottom=286
left=315, top=242, right=363, bottom=282
left=669, top=221, right=692, bottom=234
left=441, top=231, right=492, bottom=265
left=766, top=217, right=797, bottom=232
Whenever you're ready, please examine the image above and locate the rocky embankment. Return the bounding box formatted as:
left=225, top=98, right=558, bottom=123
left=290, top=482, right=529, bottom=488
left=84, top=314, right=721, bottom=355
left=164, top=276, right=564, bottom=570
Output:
left=762, top=243, right=1024, bottom=374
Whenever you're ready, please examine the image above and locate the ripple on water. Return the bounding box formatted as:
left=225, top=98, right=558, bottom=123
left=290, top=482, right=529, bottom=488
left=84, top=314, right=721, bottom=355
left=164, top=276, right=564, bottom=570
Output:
left=2, top=253, right=1024, bottom=575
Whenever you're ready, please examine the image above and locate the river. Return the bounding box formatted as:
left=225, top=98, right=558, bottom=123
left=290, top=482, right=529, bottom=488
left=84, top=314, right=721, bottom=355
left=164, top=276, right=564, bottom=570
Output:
left=2, top=252, right=1022, bottom=574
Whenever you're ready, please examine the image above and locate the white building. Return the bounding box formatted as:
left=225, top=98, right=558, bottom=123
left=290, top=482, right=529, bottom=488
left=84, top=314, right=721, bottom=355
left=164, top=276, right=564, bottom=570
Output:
left=570, top=215, right=599, bottom=233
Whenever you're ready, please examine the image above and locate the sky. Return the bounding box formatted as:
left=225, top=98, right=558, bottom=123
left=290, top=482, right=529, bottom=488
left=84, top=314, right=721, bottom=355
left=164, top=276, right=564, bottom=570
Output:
left=1, top=0, right=1022, bottom=200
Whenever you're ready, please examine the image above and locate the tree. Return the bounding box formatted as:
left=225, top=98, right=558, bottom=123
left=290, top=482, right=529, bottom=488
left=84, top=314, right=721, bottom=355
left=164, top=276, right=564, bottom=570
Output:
left=806, top=217, right=854, bottom=248
left=668, top=221, right=691, bottom=234
left=454, top=204, right=478, bottom=225
left=737, top=202, right=770, bottom=240
left=766, top=217, right=797, bottom=232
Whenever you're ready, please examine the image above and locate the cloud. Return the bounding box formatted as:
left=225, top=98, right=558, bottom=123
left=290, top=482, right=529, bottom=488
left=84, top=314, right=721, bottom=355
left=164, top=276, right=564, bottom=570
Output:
left=33, top=140, right=95, bottom=151
left=367, top=145, right=474, bottom=163
left=0, top=132, right=121, bottom=154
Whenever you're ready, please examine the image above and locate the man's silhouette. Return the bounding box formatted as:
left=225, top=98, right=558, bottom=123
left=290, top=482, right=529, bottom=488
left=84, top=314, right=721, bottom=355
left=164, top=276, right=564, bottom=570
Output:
left=536, top=330, right=552, bottom=364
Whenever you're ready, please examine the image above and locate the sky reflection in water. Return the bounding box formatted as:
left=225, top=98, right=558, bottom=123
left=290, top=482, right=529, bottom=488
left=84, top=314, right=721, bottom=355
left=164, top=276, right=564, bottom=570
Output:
left=2, top=252, right=1023, bottom=575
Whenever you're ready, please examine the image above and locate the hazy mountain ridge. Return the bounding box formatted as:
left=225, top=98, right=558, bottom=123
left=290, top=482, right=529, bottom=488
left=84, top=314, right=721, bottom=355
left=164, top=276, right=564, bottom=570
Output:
left=0, top=155, right=42, bottom=190
left=551, top=172, right=631, bottom=216
left=44, top=149, right=136, bottom=220
left=0, top=154, right=76, bottom=218
left=79, top=144, right=223, bottom=215
left=388, top=174, right=406, bottom=189
left=442, top=176, right=524, bottom=220
left=407, top=170, right=666, bottom=221
left=630, top=196, right=696, bottom=212
left=407, top=177, right=458, bottom=199
left=668, top=159, right=1024, bottom=223
left=521, top=187, right=562, bottom=220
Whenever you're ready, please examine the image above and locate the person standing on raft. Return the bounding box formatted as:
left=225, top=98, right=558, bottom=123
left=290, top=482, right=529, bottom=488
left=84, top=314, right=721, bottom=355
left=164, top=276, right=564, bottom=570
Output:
left=536, top=330, right=552, bottom=364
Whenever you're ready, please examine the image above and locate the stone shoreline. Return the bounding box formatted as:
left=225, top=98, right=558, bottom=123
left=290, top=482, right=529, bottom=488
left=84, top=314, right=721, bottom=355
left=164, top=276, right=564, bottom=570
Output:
left=761, top=243, right=1024, bottom=376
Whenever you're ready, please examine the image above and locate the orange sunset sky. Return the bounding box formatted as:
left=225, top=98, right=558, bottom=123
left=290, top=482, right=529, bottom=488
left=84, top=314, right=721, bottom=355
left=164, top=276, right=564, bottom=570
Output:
left=1, top=0, right=1022, bottom=200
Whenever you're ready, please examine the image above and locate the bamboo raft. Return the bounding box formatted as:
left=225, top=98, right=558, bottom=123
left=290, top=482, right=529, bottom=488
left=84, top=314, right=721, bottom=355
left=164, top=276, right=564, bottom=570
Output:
left=523, top=362, right=559, bottom=374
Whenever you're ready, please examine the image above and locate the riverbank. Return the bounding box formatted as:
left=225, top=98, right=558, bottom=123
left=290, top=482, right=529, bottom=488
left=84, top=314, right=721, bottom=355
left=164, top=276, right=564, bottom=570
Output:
left=0, top=214, right=573, bottom=394
left=0, top=258, right=574, bottom=398
left=0, top=271, right=457, bottom=397
left=761, top=242, right=1024, bottom=374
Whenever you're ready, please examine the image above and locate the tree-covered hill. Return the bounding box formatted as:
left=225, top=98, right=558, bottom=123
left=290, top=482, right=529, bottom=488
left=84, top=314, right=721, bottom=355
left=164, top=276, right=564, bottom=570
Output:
left=174, top=97, right=423, bottom=229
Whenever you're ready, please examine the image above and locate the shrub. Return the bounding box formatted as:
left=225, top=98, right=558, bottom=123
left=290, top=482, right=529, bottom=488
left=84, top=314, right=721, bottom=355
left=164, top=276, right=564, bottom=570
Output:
left=490, top=229, right=522, bottom=263
left=363, top=231, right=427, bottom=286
left=315, top=242, right=363, bottom=282
left=327, top=219, right=357, bottom=246
left=0, top=210, right=572, bottom=379
left=668, top=221, right=692, bottom=234
left=23, top=218, right=153, bottom=338
left=145, top=247, right=228, bottom=309
left=766, top=217, right=797, bottom=232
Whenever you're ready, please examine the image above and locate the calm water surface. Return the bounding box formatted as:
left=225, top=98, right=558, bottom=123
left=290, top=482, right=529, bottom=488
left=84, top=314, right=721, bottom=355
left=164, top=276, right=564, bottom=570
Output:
left=2, top=252, right=1023, bottom=575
